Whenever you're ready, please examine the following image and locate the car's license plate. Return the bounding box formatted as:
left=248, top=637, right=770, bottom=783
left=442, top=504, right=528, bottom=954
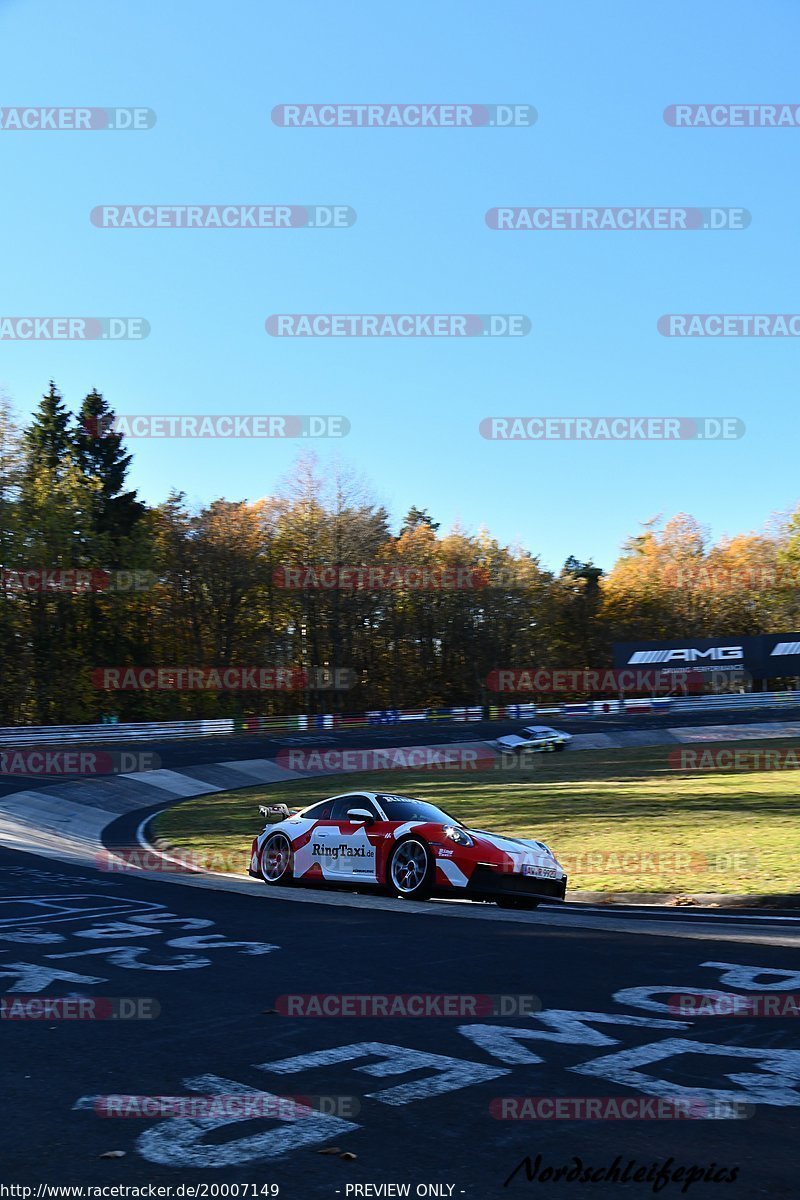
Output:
left=522, top=864, right=559, bottom=879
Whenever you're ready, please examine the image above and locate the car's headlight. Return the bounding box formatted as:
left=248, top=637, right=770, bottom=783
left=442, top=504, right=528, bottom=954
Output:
left=533, top=840, right=554, bottom=856
left=444, top=825, right=474, bottom=847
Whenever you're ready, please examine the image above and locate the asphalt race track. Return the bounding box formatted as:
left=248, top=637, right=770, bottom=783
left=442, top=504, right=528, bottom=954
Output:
left=2, top=710, right=800, bottom=1197
left=2, top=843, right=799, bottom=1198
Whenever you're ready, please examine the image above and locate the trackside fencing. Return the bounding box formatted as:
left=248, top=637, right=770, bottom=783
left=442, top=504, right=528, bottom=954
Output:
left=0, top=691, right=798, bottom=746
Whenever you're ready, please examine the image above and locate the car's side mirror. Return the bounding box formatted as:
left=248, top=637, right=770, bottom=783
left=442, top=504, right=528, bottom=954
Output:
left=346, top=807, right=375, bottom=825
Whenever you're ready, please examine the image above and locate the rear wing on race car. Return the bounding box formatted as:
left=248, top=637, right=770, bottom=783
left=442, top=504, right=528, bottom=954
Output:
left=259, top=803, right=293, bottom=822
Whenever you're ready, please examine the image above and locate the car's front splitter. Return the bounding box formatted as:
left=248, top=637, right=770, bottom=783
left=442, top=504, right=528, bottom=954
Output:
left=461, top=865, right=568, bottom=902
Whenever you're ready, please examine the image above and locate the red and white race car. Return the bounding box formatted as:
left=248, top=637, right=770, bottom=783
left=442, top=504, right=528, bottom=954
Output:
left=249, top=791, right=567, bottom=908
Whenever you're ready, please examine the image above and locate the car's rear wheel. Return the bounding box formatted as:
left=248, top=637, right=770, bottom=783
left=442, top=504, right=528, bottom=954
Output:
left=496, top=897, right=540, bottom=910
left=260, top=832, right=295, bottom=886
left=388, top=836, right=434, bottom=900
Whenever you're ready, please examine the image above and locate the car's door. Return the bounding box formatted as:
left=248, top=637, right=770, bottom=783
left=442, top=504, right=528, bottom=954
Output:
left=524, top=728, right=550, bottom=751
left=279, top=799, right=333, bottom=879
left=307, top=794, right=382, bottom=883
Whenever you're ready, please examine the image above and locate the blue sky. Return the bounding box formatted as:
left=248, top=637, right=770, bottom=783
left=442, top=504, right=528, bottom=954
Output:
left=0, top=0, right=797, bottom=572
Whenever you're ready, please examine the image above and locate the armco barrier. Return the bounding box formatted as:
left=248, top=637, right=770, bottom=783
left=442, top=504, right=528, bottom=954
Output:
left=0, top=719, right=237, bottom=745
left=0, top=693, right=798, bottom=747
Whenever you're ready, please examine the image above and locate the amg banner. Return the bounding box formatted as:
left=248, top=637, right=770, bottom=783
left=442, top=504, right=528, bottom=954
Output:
left=613, top=633, right=800, bottom=681
left=759, top=632, right=800, bottom=679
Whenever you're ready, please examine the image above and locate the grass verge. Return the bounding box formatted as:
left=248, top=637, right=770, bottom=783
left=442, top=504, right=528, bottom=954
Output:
left=152, top=739, right=800, bottom=895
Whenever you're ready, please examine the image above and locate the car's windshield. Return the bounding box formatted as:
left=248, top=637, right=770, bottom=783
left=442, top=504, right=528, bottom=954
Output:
left=378, top=795, right=462, bottom=826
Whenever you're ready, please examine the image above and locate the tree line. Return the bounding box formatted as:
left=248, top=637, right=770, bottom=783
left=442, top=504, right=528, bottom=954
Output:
left=1, top=383, right=799, bottom=725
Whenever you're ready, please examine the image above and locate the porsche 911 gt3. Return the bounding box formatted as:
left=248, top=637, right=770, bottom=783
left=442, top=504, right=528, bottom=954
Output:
left=249, top=791, right=567, bottom=908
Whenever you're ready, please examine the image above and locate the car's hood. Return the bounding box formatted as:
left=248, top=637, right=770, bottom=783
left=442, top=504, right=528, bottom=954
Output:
left=467, top=827, right=563, bottom=870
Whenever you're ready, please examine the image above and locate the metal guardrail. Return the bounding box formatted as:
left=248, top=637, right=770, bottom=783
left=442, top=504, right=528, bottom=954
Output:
left=0, top=692, right=798, bottom=746
left=0, top=719, right=237, bottom=745
left=668, top=691, right=800, bottom=712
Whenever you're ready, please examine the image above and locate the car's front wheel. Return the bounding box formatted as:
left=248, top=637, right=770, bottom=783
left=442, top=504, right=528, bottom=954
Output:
left=388, top=836, right=435, bottom=900
left=260, top=832, right=295, bottom=886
